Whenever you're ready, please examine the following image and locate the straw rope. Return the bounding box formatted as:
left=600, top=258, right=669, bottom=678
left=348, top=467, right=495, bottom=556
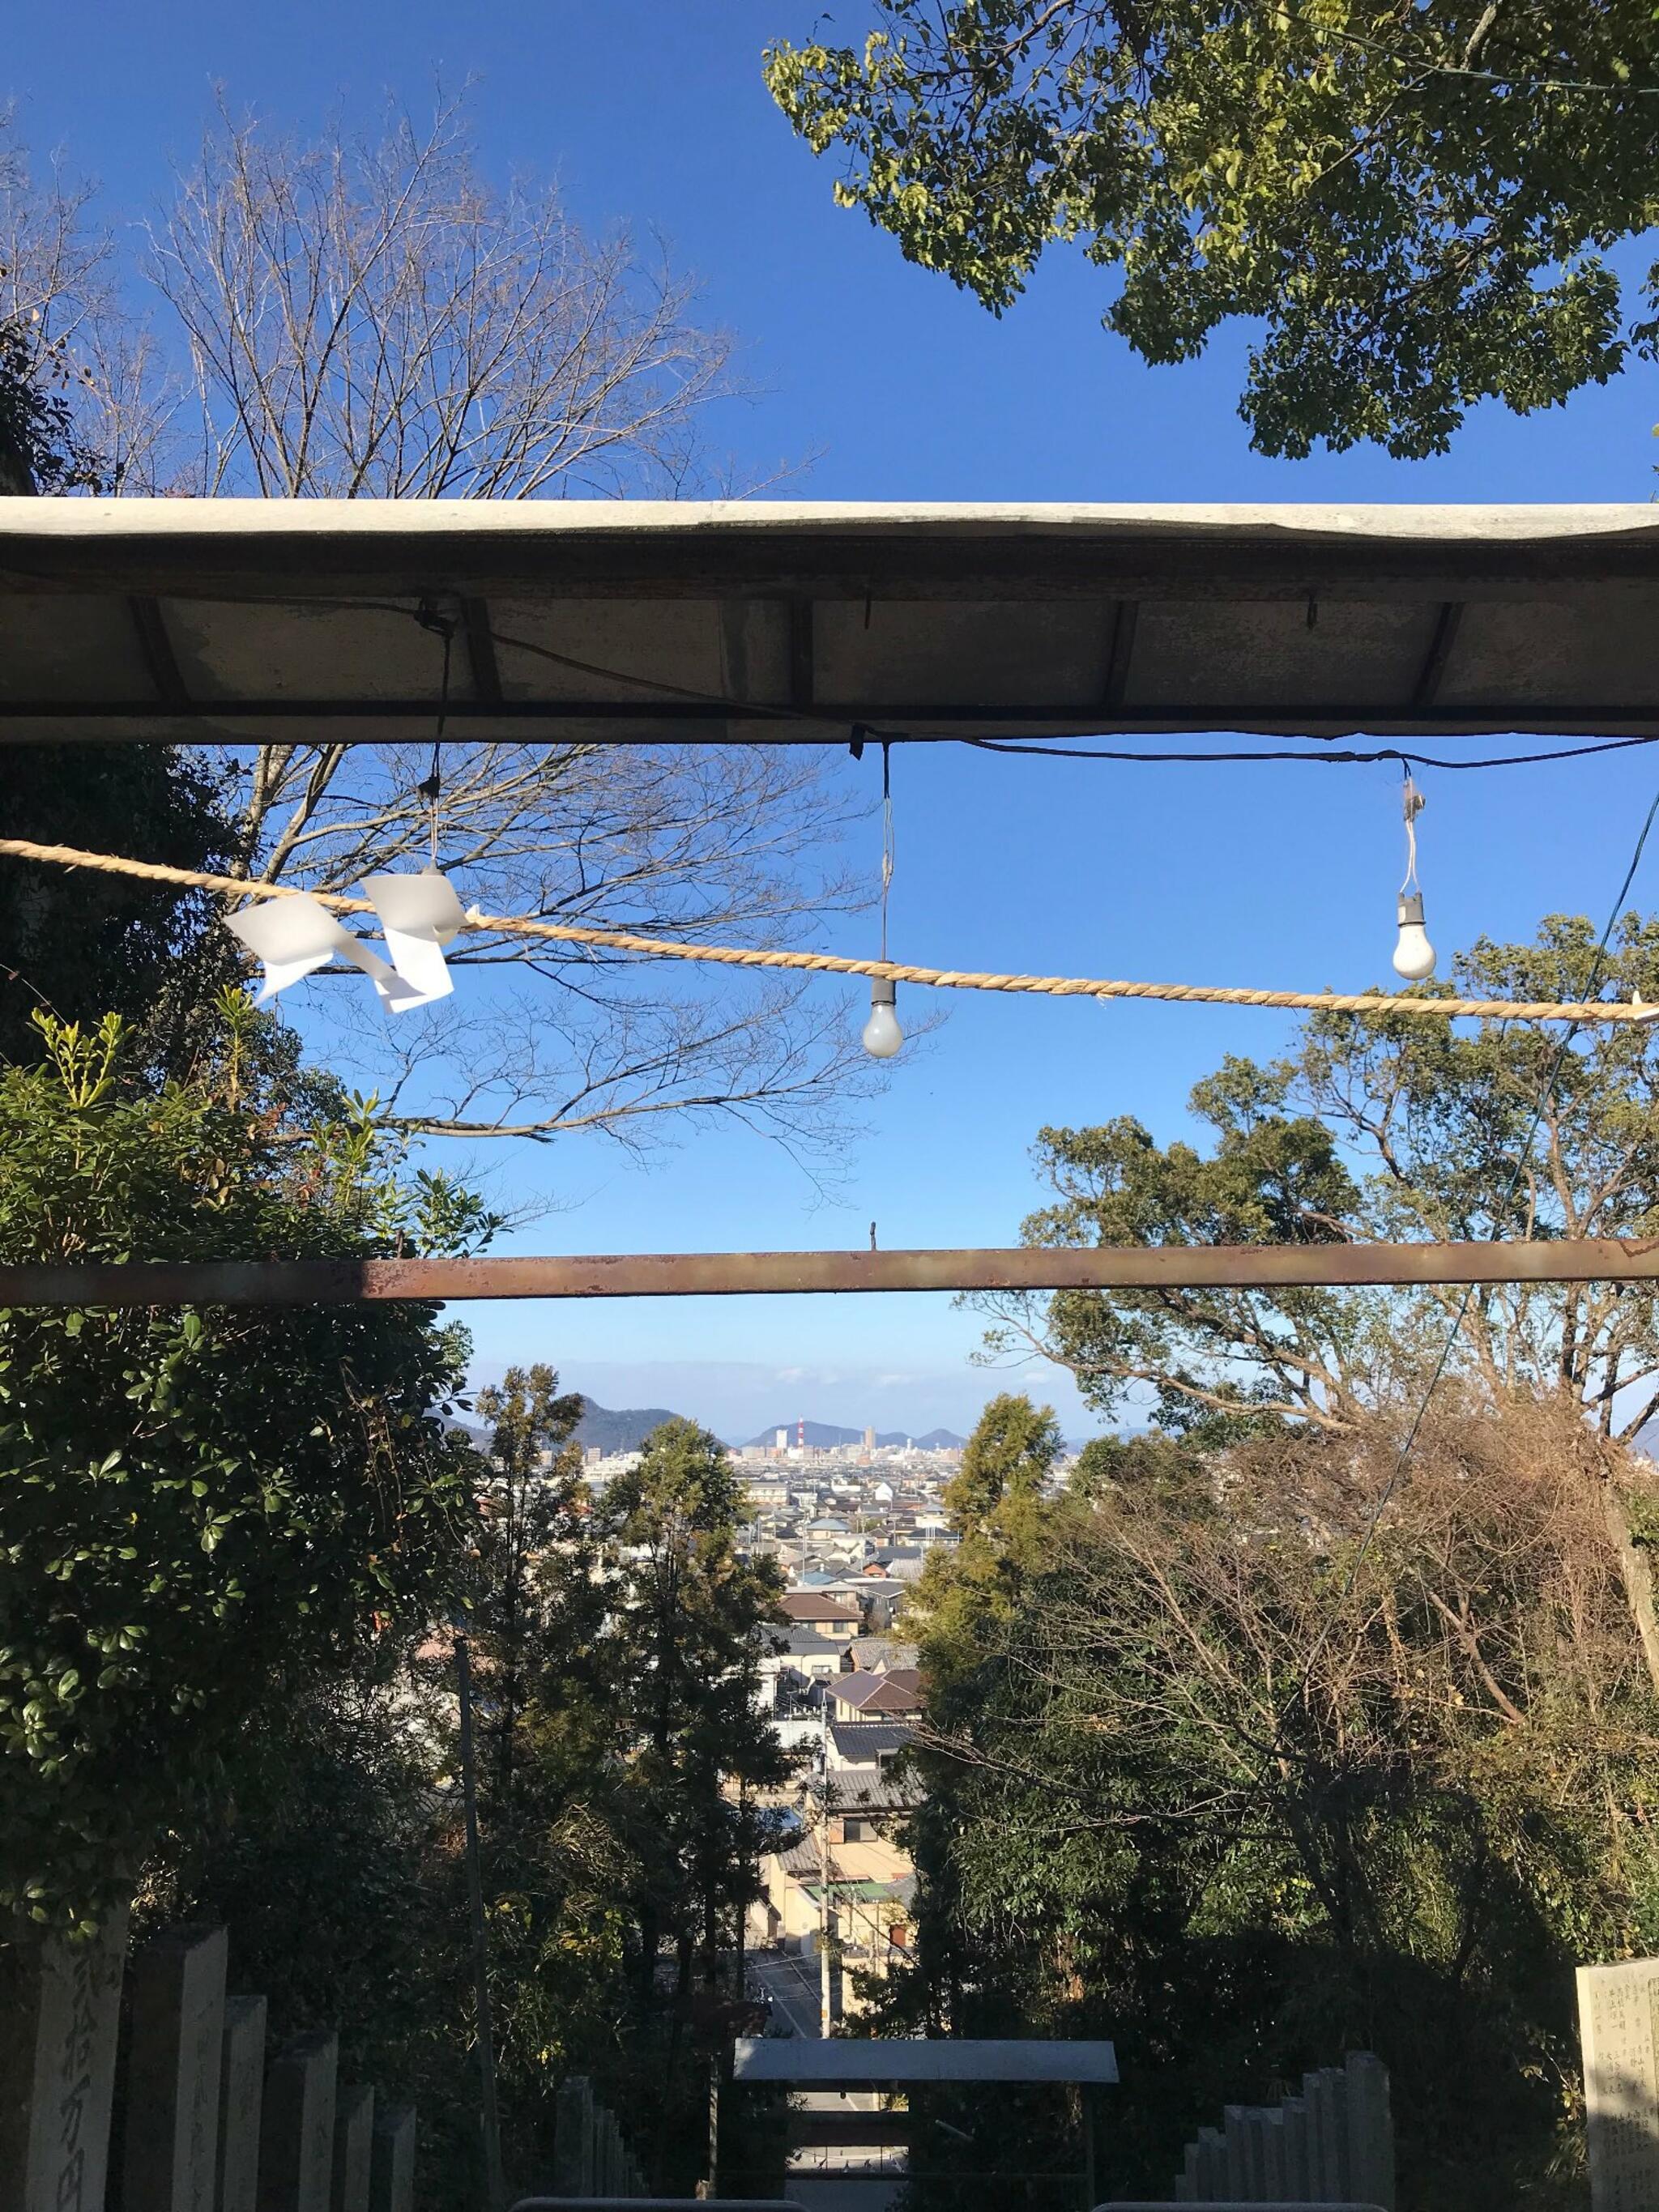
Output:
left=0, top=834, right=1647, bottom=1025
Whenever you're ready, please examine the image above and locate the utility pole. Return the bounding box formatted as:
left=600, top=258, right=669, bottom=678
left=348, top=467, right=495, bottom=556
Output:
left=817, top=1701, right=835, bottom=2036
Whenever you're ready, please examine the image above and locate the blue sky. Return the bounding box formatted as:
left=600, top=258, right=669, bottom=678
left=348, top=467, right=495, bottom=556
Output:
left=9, top=3, right=1657, bottom=1440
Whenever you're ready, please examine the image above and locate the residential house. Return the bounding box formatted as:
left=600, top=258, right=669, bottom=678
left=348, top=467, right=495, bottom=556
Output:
left=778, top=1590, right=864, bottom=1639
left=826, top=1670, right=923, bottom=1724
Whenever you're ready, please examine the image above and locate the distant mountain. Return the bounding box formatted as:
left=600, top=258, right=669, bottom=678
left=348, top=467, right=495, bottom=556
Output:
left=745, top=1420, right=966, bottom=1451
left=573, top=1400, right=685, bottom=1454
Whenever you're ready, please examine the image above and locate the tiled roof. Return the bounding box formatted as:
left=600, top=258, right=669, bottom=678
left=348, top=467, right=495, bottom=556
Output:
left=829, top=1721, right=915, bottom=1763
left=830, top=1671, right=923, bottom=1715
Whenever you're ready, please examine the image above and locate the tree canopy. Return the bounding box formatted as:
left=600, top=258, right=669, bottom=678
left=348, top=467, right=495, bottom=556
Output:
left=983, top=914, right=1659, bottom=1446
left=0, top=1002, right=493, bottom=1936
left=766, top=2, right=1659, bottom=456
left=0, top=97, right=874, bottom=1160
left=888, top=1392, right=1659, bottom=2207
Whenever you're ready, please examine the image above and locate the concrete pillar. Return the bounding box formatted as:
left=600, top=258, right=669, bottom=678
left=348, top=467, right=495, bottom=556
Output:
left=331, top=2086, right=373, bottom=2212
left=123, top=1924, right=228, bottom=2212
left=0, top=1906, right=129, bottom=2212
left=258, top=2031, right=338, bottom=2212
left=1345, top=2051, right=1395, bottom=2211
left=218, top=1997, right=268, bottom=2212
left=1175, top=2137, right=1199, bottom=2200
left=367, top=2105, right=415, bottom=2212
left=1279, top=2094, right=1310, bottom=2202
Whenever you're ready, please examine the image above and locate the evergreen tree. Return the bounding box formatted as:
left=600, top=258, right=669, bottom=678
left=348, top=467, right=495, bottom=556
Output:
left=603, top=1420, right=787, bottom=2184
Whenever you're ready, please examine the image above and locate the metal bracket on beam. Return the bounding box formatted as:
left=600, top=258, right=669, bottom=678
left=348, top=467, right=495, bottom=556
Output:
left=1412, top=602, right=1464, bottom=712
left=128, top=599, right=192, bottom=713
left=461, top=598, right=504, bottom=706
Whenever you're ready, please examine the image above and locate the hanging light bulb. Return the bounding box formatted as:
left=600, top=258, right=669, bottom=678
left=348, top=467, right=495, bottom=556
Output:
left=858, top=744, right=904, bottom=1059
left=1393, top=893, right=1436, bottom=982
left=1391, top=774, right=1436, bottom=981
left=862, top=976, right=903, bottom=1059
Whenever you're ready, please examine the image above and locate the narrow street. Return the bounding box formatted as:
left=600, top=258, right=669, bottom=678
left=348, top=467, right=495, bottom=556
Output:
left=744, top=1949, right=905, bottom=2212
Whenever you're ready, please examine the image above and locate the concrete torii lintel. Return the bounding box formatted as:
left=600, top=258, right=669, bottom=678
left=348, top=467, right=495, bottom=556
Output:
left=731, top=2037, right=1119, bottom=2086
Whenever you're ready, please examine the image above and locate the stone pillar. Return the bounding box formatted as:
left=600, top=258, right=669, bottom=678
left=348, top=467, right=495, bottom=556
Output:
left=1344, top=2052, right=1394, bottom=2211
left=1578, top=1961, right=1659, bottom=2212
left=219, top=1997, right=268, bottom=2212
left=1279, top=2094, right=1310, bottom=2202
left=123, top=1924, right=228, bottom=2212
left=1175, top=2139, right=1199, bottom=2200
left=258, top=2031, right=338, bottom=2212
left=367, top=2105, right=415, bottom=2212
left=1260, top=2108, right=1286, bottom=2199
left=1303, top=2067, right=1349, bottom=2202
left=331, top=2086, right=373, bottom=2212
left=1195, top=2125, right=1225, bottom=2200
left=1222, top=2105, right=1252, bottom=2198
left=0, top=1906, right=130, bottom=2212
left=553, top=2077, right=592, bottom=2196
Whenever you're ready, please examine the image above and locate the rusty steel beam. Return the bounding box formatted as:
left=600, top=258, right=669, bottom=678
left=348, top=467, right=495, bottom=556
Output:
left=3, top=1240, right=1659, bottom=1307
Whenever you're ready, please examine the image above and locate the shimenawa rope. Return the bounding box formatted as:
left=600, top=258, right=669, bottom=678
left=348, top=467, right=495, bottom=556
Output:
left=0, top=834, right=1645, bottom=1025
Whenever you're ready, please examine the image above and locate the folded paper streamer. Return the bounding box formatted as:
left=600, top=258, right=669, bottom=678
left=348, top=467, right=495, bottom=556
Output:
left=360, top=868, right=464, bottom=1007
left=225, top=893, right=423, bottom=1010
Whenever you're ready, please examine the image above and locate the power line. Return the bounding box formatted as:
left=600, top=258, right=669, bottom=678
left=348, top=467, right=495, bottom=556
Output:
left=962, top=734, right=1659, bottom=772
left=479, top=618, right=1659, bottom=777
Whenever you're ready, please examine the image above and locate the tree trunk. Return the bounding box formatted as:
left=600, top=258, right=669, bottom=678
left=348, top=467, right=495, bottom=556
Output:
left=1602, top=1477, right=1659, bottom=1697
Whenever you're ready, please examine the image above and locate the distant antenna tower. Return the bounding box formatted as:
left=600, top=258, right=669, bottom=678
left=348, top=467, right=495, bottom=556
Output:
left=798, top=1417, right=806, bottom=1451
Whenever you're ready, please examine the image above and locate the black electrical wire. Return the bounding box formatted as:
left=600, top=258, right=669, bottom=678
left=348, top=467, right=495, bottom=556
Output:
left=962, top=733, right=1659, bottom=771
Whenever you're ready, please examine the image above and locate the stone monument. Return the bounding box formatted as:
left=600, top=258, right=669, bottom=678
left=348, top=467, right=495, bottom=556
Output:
left=1578, top=1958, right=1659, bottom=2211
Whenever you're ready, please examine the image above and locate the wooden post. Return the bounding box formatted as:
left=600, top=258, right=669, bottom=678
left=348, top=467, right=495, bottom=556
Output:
left=122, top=1924, right=228, bottom=2212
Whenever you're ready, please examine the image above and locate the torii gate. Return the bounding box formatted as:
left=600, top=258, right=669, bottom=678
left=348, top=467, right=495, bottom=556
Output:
left=3, top=492, right=1657, bottom=1306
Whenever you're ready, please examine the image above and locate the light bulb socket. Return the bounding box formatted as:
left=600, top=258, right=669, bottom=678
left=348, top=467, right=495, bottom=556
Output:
left=1397, top=892, right=1426, bottom=927
left=869, top=976, right=897, bottom=1009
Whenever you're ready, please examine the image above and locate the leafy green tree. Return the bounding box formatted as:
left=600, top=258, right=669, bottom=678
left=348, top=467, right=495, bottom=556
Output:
left=912, top=1392, right=1064, bottom=1712
left=603, top=1420, right=787, bottom=2181
left=766, top=2, right=1659, bottom=455
left=889, top=1398, right=1659, bottom=2210
left=985, top=916, right=1659, bottom=1444
left=470, top=1366, right=589, bottom=1805
left=0, top=1003, right=495, bottom=1937
left=456, top=1366, right=651, bottom=2179
left=146, top=1671, right=482, bottom=2192
left=0, top=746, right=241, bottom=1067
